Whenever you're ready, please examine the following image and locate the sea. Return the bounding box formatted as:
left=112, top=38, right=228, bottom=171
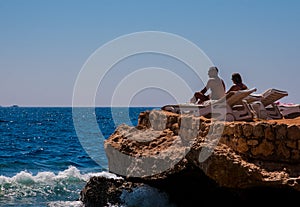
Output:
left=0, top=106, right=176, bottom=207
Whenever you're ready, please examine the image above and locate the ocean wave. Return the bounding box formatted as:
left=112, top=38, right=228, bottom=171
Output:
left=47, top=201, right=84, bottom=207
left=0, top=166, right=175, bottom=207
left=0, top=166, right=119, bottom=207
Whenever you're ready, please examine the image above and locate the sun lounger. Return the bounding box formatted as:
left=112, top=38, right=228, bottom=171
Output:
left=161, top=88, right=257, bottom=121
left=278, top=103, right=300, bottom=119
left=246, top=88, right=288, bottom=119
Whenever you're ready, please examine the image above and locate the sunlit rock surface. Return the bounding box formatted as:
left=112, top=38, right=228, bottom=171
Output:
left=81, top=109, right=300, bottom=206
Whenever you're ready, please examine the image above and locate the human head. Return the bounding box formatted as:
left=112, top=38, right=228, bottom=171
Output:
left=208, top=66, right=219, bottom=77
left=231, top=73, right=242, bottom=84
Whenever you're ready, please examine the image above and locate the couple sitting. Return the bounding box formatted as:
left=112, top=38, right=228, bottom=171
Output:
left=190, top=66, right=248, bottom=104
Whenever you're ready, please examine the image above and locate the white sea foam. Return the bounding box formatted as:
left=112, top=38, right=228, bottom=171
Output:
left=0, top=166, right=174, bottom=207
left=0, top=166, right=123, bottom=207
left=47, top=201, right=84, bottom=207
left=0, top=166, right=122, bottom=185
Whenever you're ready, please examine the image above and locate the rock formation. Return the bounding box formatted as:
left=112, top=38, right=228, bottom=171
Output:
left=80, top=109, right=300, bottom=206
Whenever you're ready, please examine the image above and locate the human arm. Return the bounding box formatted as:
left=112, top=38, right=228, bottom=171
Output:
left=222, top=80, right=226, bottom=91
left=200, top=87, right=208, bottom=95
left=200, top=79, right=213, bottom=94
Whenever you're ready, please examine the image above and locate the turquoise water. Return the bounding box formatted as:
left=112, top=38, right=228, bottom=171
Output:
left=0, top=107, right=174, bottom=207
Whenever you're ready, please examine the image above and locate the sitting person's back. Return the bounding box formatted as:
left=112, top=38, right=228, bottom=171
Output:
left=226, top=72, right=248, bottom=93
left=190, top=66, right=226, bottom=104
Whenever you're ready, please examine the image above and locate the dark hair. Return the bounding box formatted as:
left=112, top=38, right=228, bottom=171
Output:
left=232, top=73, right=242, bottom=84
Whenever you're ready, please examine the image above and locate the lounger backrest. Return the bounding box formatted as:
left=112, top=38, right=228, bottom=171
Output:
left=244, top=94, right=262, bottom=103
left=226, top=88, right=257, bottom=106
left=261, top=88, right=288, bottom=107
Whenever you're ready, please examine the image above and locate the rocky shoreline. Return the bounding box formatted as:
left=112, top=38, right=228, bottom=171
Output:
left=80, top=109, right=300, bottom=206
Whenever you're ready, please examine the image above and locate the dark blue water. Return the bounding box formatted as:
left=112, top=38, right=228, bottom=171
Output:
left=0, top=107, right=175, bottom=207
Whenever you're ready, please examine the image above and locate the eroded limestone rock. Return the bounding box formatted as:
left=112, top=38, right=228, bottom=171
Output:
left=81, top=110, right=300, bottom=206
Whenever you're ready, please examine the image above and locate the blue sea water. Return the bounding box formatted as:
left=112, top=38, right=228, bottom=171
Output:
left=0, top=107, right=174, bottom=207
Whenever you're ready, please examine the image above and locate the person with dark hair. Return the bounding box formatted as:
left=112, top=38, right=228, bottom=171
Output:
left=226, top=72, right=248, bottom=93
left=190, top=66, right=226, bottom=104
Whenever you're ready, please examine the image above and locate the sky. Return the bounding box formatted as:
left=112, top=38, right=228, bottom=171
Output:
left=0, top=0, right=300, bottom=107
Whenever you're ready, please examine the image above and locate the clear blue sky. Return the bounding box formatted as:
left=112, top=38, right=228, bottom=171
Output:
left=1, top=0, right=299, bottom=107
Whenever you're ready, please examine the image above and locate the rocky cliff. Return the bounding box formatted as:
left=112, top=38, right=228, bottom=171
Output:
left=80, top=109, right=300, bottom=206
